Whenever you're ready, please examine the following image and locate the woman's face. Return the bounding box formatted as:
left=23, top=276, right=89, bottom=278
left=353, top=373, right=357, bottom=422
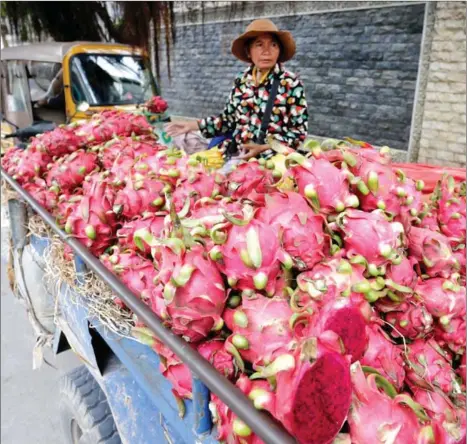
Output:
left=247, top=34, right=281, bottom=70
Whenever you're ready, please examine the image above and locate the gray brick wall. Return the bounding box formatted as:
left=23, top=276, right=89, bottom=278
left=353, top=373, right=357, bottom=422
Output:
left=159, top=3, right=425, bottom=151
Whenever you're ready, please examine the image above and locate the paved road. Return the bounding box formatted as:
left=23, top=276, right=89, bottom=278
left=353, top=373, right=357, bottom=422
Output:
left=1, top=261, right=80, bottom=444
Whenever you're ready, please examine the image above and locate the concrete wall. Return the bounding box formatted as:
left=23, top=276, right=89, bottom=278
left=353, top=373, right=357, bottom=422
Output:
left=416, top=1, right=466, bottom=167
left=159, top=1, right=466, bottom=165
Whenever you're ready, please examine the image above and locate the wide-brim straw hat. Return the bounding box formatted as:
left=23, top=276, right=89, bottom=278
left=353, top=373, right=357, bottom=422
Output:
left=231, top=19, right=296, bottom=63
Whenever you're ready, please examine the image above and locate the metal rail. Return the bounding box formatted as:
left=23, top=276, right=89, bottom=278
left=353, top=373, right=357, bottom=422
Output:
left=1, top=167, right=297, bottom=444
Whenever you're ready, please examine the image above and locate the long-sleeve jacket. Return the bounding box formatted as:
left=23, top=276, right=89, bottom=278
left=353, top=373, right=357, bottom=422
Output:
left=198, top=63, right=308, bottom=157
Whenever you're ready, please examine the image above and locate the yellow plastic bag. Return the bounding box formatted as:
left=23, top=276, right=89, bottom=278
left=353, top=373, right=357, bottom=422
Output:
left=189, top=147, right=225, bottom=170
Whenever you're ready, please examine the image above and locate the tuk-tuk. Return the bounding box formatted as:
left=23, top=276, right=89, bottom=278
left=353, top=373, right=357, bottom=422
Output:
left=1, top=41, right=160, bottom=149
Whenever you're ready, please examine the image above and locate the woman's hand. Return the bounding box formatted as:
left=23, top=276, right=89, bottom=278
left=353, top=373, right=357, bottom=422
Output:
left=164, top=120, right=199, bottom=137
left=239, top=143, right=270, bottom=160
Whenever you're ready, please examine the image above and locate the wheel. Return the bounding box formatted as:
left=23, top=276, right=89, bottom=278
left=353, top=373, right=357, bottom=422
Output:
left=59, top=366, right=121, bottom=444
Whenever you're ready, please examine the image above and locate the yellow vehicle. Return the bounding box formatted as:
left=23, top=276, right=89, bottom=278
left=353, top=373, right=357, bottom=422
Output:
left=1, top=41, right=159, bottom=149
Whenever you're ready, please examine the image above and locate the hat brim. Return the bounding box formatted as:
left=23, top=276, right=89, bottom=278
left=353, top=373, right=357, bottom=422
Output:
left=231, top=30, right=296, bottom=63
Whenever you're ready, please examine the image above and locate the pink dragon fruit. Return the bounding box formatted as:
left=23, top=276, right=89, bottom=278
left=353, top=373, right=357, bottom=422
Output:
left=385, top=256, right=418, bottom=291
left=154, top=244, right=227, bottom=342
left=29, top=126, right=84, bottom=157
left=337, top=209, right=405, bottom=266
left=23, top=178, right=58, bottom=212
left=436, top=176, right=466, bottom=248
left=226, top=161, right=277, bottom=205
left=418, top=207, right=441, bottom=232
left=100, top=135, right=164, bottom=169
left=404, top=338, right=456, bottom=394
left=352, top=160, right=401, bottom=215
left=266, top=334, right=352, bottom=444
left=74, top=110, right=152, bottom=144
left=46, top=150, right=97, bottom=191
left=360, top=324, right=406, bottom=389
left=223, top=294, right=294, bottom=368
left=101, top=247, right=158, bottom=303
left=188, top=197, right=243, bottom=229
left=415, top=278, right=466, bottom=322
left=303, top=291, right=372, bottom=363
left=435, top=318, right=466, bottom=355
left=257, top=192, right=328, bottom=270
left=117, top=216, right=166, bottom=255
left=214, top=216, right=287, bottom=294
left=113, top=177, right=166, bottom=219
left=408, top=226, right=460, bottom=278
left=147, top=338, right=234, bottom=402
left=348, top=362, right=432, bottom=444
left=172, top=170, right=223, bottom=213
left=145, top=96, right=168, bottom=114
left=1, top=146, right=22, bottom=173
left=287, top=153, right=359, bottom=214
left=385, top=302, right=434, bottom=340
left=297, top=253, right=365, bottom=301
left=65, top=182, right=118, bottom=257
left=8, top=150, right=51, bottom=184
left=411, top=387, right=466, bottom=444
left=138, top=150, right=188, bottom=186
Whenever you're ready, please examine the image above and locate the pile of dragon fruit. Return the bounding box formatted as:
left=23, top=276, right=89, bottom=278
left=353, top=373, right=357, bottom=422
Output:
left=2, top=108, right=466, bottom=444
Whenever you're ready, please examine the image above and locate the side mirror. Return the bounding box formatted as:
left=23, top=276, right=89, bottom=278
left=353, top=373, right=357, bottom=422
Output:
left=77, top=102, right=90, bottom=113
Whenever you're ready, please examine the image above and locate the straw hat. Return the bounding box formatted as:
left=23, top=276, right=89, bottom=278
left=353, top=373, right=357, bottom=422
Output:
left=231, top=19, right=296, bottom=63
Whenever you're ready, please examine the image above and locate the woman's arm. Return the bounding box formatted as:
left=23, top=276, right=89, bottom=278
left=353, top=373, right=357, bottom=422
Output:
left=165, top=81, right=238, bottom=138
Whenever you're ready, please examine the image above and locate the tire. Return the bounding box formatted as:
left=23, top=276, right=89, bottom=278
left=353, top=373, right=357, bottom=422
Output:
left=59, top=366, right=121, bottom=444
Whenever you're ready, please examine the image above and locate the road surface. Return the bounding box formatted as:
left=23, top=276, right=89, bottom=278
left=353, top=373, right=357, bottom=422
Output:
left=1, top=250, right=80, bottom=442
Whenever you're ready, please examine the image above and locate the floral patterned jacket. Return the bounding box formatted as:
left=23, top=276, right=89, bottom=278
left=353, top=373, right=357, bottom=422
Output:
left=198, top=63, right=308, bottom=158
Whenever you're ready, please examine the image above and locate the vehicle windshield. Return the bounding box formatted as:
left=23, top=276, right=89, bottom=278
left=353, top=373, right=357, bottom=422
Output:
left=70, top=54, right=156, bottom=106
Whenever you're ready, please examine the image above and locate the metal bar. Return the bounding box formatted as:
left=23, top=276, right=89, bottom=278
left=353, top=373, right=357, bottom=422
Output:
left=1, top=167, right=297, bottom=444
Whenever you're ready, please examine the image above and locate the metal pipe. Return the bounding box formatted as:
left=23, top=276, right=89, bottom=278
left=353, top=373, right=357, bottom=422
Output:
left=1, top=168, right=297, bottom=444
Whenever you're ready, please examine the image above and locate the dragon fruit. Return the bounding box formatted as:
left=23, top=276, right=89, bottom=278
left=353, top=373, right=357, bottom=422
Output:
left=29, top=126, right=84, bottom=157
left=415, top=278, right=466, bottom=322
left=287, top=153, right=359, bottom=214
left=408, top=226, right=460, bottom=278
left=296, top=256, right=367, bottom=302
left=436, top=176, right=466, bottom=247
left=226, top=161, right=277, bottom=205
left=153, top=243, right=227, bottom=342
left=101, top=247, right=158, bottom=303
left=257, top=192, right=328, bottom=270
left=100, top=135, right=164, bottom=169
left=385, top=302, right=434, bottom=340
left=1, top=146, right=23, bottom=173
left=138, top=150, right=188, bottom=186
left=114, top=177, right=166, bottom=219
left=458, top=353, right=466, bottom=386
left=65, top=182, right=118, bottom=257
left=9, top=150, right=51, bottom=184
left=360, top=324, right=406, bottom=389
left=404, top=338, right=456, bottom=394
left=337, top=209, right=405, bottom=267
left=46, top=150, right=97, bottom=191
left=411, top=387, right=466, bottom=444
left=117, top=216, right=166, bottom=255
left=303, top=291, right=372, bottom=363
left=262, top=335, right=352, bottom=444
left=385, top=256, right=417, bottom=291
left=145, top=96, right=168, bottom=114
left=435, top=318, right=466, bottom=355
left=23, top=178, right=58, bottom=212
left=214, top=216, right=287, bottom=294
left=348, top=362, right=432, bottom=444
left=172, top=170, right=223, bottom=213
left=74, top=110, right=152, bottom=144
left=223, top=294, right=294, bottom=368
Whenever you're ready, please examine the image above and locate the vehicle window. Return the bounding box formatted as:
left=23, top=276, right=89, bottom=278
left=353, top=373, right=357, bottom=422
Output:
left=69, top=54, right=155, bottom=106
left=6, top=61, right=29, bottom=112
left=27, top=61, right=62, bottom=102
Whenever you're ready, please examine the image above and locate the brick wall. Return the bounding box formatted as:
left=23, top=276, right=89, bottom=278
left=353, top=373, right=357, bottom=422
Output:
left=417, top=2, right=466, bottom=167
left=159, top=3, right=425, bottom=151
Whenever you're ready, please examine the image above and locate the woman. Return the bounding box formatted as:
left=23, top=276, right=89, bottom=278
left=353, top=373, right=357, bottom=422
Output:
left=165, top=19, right=308, bottom=160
